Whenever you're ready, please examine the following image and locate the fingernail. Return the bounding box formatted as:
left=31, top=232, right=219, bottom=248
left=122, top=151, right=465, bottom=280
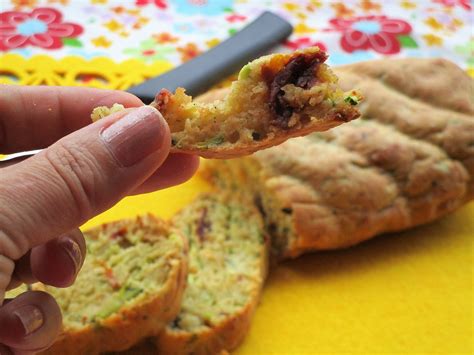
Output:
left=100, top=106, right=167, bottom=167
left=59, top=237, right=82, bottom=275
left=13, top=305, right=43, bottom=336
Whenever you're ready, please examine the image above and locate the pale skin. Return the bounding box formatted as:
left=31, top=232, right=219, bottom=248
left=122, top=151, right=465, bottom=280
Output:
left=0, top=85, right=200, bottom=354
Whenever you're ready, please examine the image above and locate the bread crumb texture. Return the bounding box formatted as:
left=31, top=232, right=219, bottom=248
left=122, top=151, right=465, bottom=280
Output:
left=39, top=214, right=188, bottom=355
left=156, top=193, right=269, bottom=355
left=91, top=103, right=125, bottom=122
left=151, top=47, right=361, bottom=157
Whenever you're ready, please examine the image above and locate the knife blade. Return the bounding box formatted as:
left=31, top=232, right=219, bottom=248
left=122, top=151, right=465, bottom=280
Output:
left=126, top=11, right=293, bottom=103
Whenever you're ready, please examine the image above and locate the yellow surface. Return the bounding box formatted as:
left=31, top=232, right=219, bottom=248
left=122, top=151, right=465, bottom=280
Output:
left=84, top=174, right=473, bottom=354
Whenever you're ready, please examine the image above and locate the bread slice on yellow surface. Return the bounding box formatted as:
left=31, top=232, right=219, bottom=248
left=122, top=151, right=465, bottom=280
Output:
left=92, top=47, right=361, bottom=159
left=154, top=193, right=269, bottom=355
left=38, top=215, right=188, bottom=355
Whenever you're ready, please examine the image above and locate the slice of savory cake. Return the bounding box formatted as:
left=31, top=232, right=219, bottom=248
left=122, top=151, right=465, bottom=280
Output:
left=39, top=215, right=188, bottom=355
left=155, top=193, right=269, bottom=355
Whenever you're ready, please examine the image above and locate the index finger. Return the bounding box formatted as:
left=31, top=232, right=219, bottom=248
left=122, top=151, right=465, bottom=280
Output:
left=0, top=85, right=143, bottom=154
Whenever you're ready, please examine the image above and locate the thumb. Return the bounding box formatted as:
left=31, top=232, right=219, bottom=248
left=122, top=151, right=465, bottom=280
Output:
left=0, top=105, right=170, bottom=261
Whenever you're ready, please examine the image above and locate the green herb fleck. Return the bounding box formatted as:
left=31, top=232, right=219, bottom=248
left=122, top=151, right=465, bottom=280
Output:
left=121, top=286, right=143, bottom=301
left=96, top=298, right=122, bottom=319
left=196, top=135, right=224, bottom=149
left=238, top=64, right=252, bottom=80
left=344, top=95, right=359, bottom=106
left=95, top=286, right=143, bottom=320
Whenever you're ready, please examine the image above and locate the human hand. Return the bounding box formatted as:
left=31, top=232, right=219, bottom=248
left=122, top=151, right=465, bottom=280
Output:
left=0, top=85, right=199, bottom=354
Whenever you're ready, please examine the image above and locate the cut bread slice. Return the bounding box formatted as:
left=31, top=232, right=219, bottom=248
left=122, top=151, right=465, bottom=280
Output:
left=92, top=47, right=361, bottom=159
left=38, top=215, right=188, bottom=355
left=155, top=193, right=269, bottom=355
left=151, top=47, right=361, bottom=158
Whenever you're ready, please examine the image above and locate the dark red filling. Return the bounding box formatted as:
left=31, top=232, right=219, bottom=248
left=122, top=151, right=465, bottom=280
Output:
left=196, top=207, right=210, bottom=242
left=262, top=51, right=328, bottom=129
left=151, top=89, right=172, bottom=112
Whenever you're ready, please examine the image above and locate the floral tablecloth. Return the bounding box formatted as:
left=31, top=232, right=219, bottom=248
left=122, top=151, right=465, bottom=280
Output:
left=1, top=0, right=473, bottom=89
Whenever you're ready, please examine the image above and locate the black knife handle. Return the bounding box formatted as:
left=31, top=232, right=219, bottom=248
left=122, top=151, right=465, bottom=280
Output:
left=127, top=11, right=293, bottom=103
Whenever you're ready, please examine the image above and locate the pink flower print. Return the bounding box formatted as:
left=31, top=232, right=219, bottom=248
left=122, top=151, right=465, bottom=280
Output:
left=433, top=0, right=471, bottom=10
left=226, top=14, right=246, bottom=23
left=136, top=0, right=168, bottom=9
left=329, top=15, right=412, bottom=55
left=0, top=7, right=83, bottom=51
left=285, top=37, right=327, bottom=52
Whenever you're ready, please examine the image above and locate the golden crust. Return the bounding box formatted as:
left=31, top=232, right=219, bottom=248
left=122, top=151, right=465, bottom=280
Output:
left=337, top=57, right=473, bottom=115
left=194, top=87, right=229, bottom=104
left=334, top=59, right=474, bottom=197
left=202, top=58, right=473, bottom=258
left=39, top=216, right=189, bottom=355
left=155, top=280, right=261, bottom=355
left=256, top=128, right=469, bottom=257
left=168, top=118, right=346, bottom=159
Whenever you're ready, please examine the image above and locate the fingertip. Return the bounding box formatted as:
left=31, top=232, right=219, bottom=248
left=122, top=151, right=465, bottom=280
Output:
left=98, top=105, right=171, bottom=169
left=0, top=291, right=61, bottom=351
left=166, top=153, right=200, bottom=178
left=30, top=230, right=86, bottom=288
left=181, top=154, right=200, bottom=178
left=131, top=153, right=200, bottom=195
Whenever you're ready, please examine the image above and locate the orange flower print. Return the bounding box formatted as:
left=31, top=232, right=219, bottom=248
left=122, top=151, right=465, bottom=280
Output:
left=285, top=37, right=327, bottom=51
left=12, top=0, right=37, bottom=9
left=331, top=3, right=355, bottom=17
left=152, top=32, right=179, bottom=44
left=359, top=0, right=381, bottom=12
left=178, top=43, right=201, bottom=62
